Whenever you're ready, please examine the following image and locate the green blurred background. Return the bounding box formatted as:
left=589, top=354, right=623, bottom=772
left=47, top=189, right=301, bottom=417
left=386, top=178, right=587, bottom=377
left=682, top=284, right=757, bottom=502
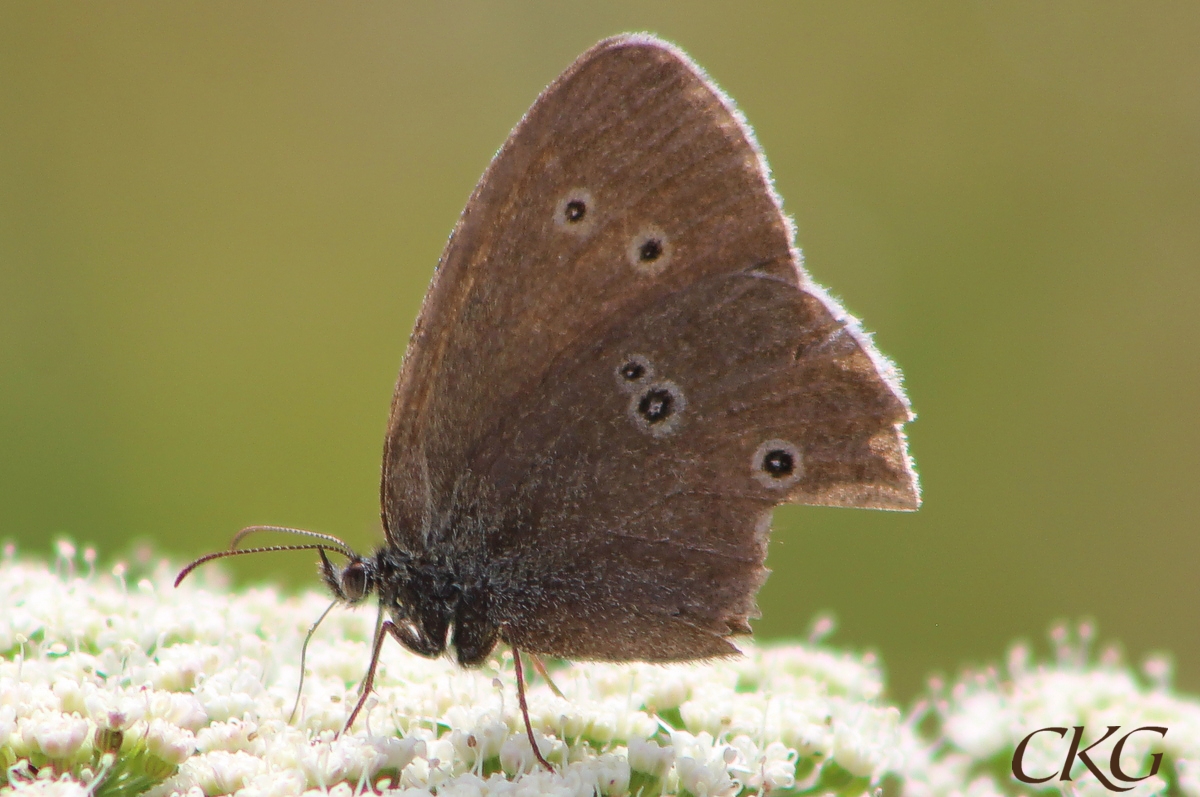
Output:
left=2, top=4, right=1197, bottom=702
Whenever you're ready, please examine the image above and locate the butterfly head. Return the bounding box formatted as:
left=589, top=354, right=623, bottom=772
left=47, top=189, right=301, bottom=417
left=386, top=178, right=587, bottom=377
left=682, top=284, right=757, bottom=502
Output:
left=318, top=547, right=374, bottom=604
left=315, top=544, right=456, bottom=662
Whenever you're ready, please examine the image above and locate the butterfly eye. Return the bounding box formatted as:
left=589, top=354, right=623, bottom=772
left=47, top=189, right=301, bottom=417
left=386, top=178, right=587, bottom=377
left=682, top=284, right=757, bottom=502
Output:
left=554, top=189, right=596, bottom=235
left=753, top=439, right=803, bottom=489
left=629, top=380, right=685, bottom=437
left=340, top=560, right=370, bottom=602
left=628, top=227, right=672, bottom=275
left=614, top=354, right=653, bottom=391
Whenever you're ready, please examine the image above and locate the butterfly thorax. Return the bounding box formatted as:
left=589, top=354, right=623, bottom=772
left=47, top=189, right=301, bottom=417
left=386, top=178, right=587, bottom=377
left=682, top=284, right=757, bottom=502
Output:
left=355, top=545, right=499, bottom=667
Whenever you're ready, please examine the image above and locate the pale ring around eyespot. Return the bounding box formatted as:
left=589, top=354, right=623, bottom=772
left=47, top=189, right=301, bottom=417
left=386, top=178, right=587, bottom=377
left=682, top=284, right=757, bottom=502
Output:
left=628, top=379, right=686, bottom=437
left=553, top=189, right=597, bottom=235
left=614, top=354, right=654, bottom=393
left=752, top=438, right=803, bottom=490
left=627, top=226, right=672, bottom=275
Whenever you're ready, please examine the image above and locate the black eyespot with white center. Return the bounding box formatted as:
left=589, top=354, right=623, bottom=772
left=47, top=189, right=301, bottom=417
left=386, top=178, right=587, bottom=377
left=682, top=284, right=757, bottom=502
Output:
left=628, top=380, right=685, bottom=437
left=639, top=238, right=663, bottom=262
left=564, top=199, right=587, bottom=223
left=638, top=388, right=673, bottom=423
left=614, top=354, right=653, bottom=393
left=753, top=439, right=802, bottom=489
left=762, top=449, right=794, bottom=477
left=554, top=189, right=596, bottom=235
left=628, top=227, right=672, bottom=275
left=614, top=355, right=652, bottom=391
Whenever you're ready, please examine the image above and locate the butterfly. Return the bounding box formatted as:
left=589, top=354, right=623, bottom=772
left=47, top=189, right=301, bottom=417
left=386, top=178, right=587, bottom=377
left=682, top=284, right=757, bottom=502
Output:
left=177, top=33, right=918, bottom=772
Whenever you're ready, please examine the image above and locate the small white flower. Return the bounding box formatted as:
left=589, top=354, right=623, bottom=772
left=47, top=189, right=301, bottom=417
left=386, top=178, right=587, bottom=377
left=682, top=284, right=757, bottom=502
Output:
left=55, top=540, right=76, bottom=562
left=432, top=772, right=488, bottom=797
left=643, top=673, right=690, bottom=713
left=184, top=748, right=266, bottom=795
left=82, top=687, right=143, bottom=732
left=592, top=752, right=632, bottom=796
left=146, top=716, right=197, bottom=765
left=195, top=717, right=262, bottom=755
left=941, top=690, right=1007, bottom=759
left=905, top=623, right=1200, bottom=797
left=1177, top=758, right=1200, bottom=797
left=675, top=748, right=735, bottom=797
left=833, top=706, right=901, bottom=778
left=628, top=737, right=674, bottom=778
left=6, top=775, right=92, bottom=797
left=371, top=734, right=424, bottom=772
left=498, top=731, right=556, bottom=776
left=0, top=705, right=17, bottom=747
left=727, top=736, right=798, bottom=793
left=29, top=712, right=89, bottom=760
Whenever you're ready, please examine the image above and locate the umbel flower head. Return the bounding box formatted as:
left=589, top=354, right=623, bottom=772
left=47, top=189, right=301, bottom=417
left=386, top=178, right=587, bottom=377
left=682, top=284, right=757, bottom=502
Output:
left=902, top=622, right=1200, bottom=797
left=1, top=542, right=1197, bottom=797
left=0, top=542, right=899, bottom=797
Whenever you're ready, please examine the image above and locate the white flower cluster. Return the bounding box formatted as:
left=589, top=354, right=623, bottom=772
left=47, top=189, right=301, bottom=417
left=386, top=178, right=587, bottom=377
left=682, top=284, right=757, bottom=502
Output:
left=0, top=544, right=902, bottom=797
left=903, top=622, right=1200, bottom=797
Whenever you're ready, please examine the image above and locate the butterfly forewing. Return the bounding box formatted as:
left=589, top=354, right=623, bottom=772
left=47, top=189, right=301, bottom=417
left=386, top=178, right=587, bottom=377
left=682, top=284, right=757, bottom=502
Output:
left=381, top=34, right=917, bottom=659
left=385, top=36, right=785, bottom=544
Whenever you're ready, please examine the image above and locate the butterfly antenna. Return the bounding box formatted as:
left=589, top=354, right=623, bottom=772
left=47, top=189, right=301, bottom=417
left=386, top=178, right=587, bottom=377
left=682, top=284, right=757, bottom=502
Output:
left=289, top=599, right=338, bottom=725
left=230, top=525, right=355, bottom=553
left=174, top=543, right=353, bottom=587
left=513, top=647, right=554, bottom=772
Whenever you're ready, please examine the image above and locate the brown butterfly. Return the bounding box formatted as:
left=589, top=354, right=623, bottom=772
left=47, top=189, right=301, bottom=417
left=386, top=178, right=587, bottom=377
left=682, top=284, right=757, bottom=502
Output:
left=178, top=33, right=918, bottom=771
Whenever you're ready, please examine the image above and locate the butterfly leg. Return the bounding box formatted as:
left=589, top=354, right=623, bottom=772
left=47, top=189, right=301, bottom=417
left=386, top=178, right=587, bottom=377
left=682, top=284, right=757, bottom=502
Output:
left=512, top=647, right=554, bottom=772
left=344, top=611, right=447, bottom=734
left=341, top=606, right=390, bottom=735
left=528, top=652, right=566, bottom=699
